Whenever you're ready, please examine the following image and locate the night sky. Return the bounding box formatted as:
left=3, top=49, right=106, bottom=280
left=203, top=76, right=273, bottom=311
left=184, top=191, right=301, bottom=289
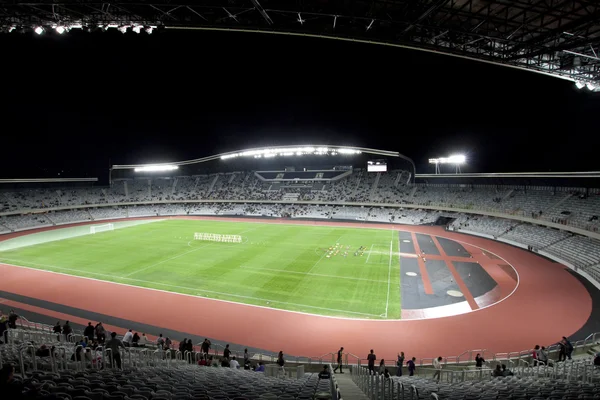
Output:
left=2, top=29, right=599, bottom=180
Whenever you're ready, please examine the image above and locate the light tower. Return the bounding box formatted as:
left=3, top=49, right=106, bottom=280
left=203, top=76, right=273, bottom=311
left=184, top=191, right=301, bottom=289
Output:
left=428, top=154, right=466, bottom=174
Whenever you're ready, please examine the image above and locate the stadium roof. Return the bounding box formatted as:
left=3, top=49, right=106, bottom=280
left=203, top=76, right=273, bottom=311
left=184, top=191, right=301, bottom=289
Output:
left=111, top=145, right=415, bottom=172
left=2, top=0, right=599, bottom=90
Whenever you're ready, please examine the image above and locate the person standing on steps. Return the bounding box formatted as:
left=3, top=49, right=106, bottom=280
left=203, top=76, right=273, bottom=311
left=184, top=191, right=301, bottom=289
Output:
left=396, top=352, right=405, bottom=376
left=367, top=349, right=377, bottom=374
left=333, top=347, right=344, bottom=373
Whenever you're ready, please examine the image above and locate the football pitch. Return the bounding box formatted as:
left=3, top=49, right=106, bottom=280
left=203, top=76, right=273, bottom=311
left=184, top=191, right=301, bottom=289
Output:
left=0, top=219, right=401, bottom=319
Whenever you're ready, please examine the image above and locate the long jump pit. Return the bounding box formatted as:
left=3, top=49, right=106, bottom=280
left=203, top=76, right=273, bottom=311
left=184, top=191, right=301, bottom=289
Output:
left=0, top=216, right=593, bottom=361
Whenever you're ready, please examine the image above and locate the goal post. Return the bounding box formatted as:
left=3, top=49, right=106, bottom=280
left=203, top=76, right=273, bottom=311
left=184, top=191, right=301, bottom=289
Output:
left=90, top=223, right=114, bottom=234
left=194, top=232, right=242, bottom=243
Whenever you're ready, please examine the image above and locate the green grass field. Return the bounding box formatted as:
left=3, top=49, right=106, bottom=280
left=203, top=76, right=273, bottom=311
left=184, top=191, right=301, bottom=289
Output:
left=0, top=219, right=401, bottom=319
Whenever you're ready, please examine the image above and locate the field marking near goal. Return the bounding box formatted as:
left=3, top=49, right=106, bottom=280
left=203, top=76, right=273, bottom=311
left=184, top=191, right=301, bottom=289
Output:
left=239, top=265, right=389, bottom=284
left=0, top=258, right=380, bottom=317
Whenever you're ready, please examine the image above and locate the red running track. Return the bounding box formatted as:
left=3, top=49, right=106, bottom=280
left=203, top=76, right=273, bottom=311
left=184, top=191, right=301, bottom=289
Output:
left=0, top=217, right=592, bottom=361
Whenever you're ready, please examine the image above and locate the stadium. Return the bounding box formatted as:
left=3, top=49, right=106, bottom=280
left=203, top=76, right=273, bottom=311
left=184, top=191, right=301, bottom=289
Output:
left=2, top=1, right=600, bottom=399
left=2, top=142, right=600, bottom=397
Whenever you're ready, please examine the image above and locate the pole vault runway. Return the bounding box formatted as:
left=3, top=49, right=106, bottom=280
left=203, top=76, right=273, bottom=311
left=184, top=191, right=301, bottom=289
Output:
left=0, top=216, right=593, bottom=361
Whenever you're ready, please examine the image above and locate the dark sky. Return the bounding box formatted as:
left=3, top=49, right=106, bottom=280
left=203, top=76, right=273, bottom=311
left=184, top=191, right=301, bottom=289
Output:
left=2, top=28, right=598, bottom=179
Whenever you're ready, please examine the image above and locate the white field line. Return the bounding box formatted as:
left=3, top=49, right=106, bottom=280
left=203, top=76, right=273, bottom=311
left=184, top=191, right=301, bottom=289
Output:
left=365, top=244, right=375, bottom=263
left=384, top=230, right=394, bottom=318
left=125, top=226, right=258, bottom=277
left=239, top=265, right=388, bottom=284
left=0, top=258, right=379, bottom=317
left=306, top=234, right=343, bottom=275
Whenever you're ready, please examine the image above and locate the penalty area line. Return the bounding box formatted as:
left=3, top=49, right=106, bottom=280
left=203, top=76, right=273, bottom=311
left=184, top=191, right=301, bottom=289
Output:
left=0, top=258, right=380, bottom=318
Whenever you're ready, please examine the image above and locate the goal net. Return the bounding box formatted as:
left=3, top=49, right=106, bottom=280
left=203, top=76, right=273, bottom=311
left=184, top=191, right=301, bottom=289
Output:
left=90, top=223, right=114, bottom=234
left=194, top=232, right=242, bottom=243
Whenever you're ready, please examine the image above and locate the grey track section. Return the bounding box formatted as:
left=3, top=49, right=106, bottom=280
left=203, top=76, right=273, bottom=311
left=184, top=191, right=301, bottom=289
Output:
left=423, top=259, right=463, bottom=307
left=436, top=237, right=471, bottom=257
left=452, top=261, right=497, bottom=298
left=398, top=231, right=415, bottom=254
left=400, top=257, right=464, bottom=309
left=0, top=290, right=270, bottom=356
left=416, top=234, right=440, bottom=255
left=400, top=257, right=427, bottom=309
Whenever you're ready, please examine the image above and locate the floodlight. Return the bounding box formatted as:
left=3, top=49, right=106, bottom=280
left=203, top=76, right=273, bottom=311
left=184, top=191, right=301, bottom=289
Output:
left=132, top=25, right=141, bottom=34
left=8, top=26, right=16, bottom=33
left=586, top=82, right=596, bottom=91
left=34, top=26, right=44, bottom=35
left=145, top=26, right=153, bottom=34
left=118, top=26, right=128, bottom=34
left=134, top=165, right=178, bottom=172
left=575, top=82, right=585, bottom=89
left=55, top=26, right=66, bottom=34
left=447, top=154, right=466, bottom=164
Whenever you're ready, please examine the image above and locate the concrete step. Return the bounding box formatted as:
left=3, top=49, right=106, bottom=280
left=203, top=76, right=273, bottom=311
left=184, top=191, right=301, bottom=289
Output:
left=334, top=372, right=370, bottom=400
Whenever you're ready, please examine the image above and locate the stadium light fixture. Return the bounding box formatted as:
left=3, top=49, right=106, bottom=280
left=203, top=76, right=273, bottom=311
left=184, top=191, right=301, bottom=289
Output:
left=134, top=165, right=179, bottom=172
left=586, top=82, right=596, bottom=91
left=429, top=154, right=466, bottom=174
left=55, top=26, right=66, bottom=34
left=34, top=26, right=44, bottom=35
left=575, top=82, right=586, bottom=89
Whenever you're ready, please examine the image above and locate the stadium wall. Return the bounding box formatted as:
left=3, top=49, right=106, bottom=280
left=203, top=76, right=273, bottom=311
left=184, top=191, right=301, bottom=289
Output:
left=1, top=199, right=598, bottom=240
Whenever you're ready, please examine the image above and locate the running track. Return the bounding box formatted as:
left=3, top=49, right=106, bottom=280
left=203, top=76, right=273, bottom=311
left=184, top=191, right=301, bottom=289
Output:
left=0, top=216, right=592, bottom=361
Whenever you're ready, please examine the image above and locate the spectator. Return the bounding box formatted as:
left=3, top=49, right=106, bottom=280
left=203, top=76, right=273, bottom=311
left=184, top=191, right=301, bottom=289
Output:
left=563, top=336, right=574, bottom=360
left=95, top=323, right=106, bottom=343
left=367, top=349, right=376, bottom=374
left=396, top=352, right=405, bottom=376
left=164, top=337, right=172, bottom=350
left=558, top=341, right=567, bottom=362
left=538, top=346, right=549, bottom=365
left=223, top=344, right=231, bottom=359
left=383, top=369, right=391, bottom=379
left=378, top=359, right=386, bottom=375
left=407, top=357, right=416, bottom=376
left=179, top=338, right=187, bottom=353
left=318, top=365, right=331, bottom=380
left=198, top=355, right=208, bottom=366
left=131, top=332, right=140, bottom=347
left=255, top=362, right=265, bottom=372
left=1, top=364, right=24, bottom=399
left=105, top=332, right=125, bottom=369
left=139, top=333, right=150, bottom=347
left=62, top=321, right=72, bottom=340
left=201, top=339, right=211, bottom=355
left=532, top=345, right=540, bottom=366
left=230, top=356, right=240, bottom=369
left=122, top=329, right=133, bottom=347
left=7, top=310, right=18, bottom=329
left=53, top=321, right=62, bottom=340
left=244, top=348, right=250, bottom=366
left=432, top=356, right=442, bottom=382
left=333, top=347, right=344, bottom=374
left=493, top=365, right=503, bottom=377
left=475, top=353, right=485, bottom=368
left=501, top=364, right=513, bottom=376
left=277, top=351, right=285, bottom=375
left=83, top=322, right=95, bottom=342
left=157, top=334, right=165, bottom=349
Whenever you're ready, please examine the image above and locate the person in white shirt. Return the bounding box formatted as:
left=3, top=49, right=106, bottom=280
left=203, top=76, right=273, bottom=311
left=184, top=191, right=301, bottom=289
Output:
left=230, top=356, right=240, bottom=369
left=122, top=330, right=133, bottom=347
left=432, top=356, right=443, bottom=383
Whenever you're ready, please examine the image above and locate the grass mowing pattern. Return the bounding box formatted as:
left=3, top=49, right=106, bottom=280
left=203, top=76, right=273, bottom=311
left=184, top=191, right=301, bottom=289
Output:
left=0, top=219, right=401, bottom=319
